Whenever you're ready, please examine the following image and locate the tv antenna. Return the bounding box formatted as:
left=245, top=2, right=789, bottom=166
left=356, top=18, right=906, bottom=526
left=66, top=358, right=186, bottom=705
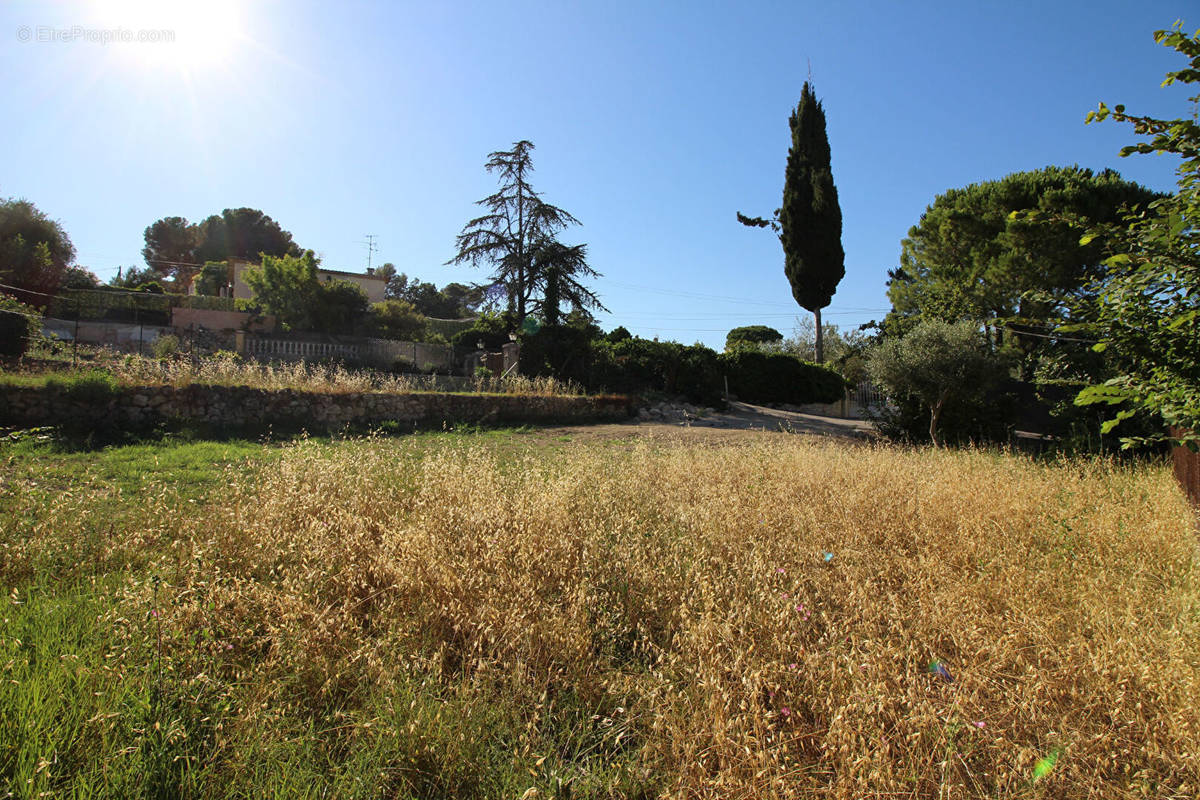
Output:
left=360, top=234, right=378, bottom=272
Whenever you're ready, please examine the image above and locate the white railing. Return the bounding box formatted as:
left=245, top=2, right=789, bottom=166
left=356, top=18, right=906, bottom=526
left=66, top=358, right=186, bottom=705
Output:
left=246, top=337, right=363, bottom=361
left=244, top=335, right=454, bottom=370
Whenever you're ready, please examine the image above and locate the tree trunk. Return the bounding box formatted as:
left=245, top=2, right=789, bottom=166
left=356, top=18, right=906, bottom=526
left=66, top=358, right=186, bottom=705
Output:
left=814, top=307, right=823, bottom=363
left=929, top=391, right=948, bottom=447
left=516, top=160, right=525, bottom=324
left=517, top=262, right=526, bottom=322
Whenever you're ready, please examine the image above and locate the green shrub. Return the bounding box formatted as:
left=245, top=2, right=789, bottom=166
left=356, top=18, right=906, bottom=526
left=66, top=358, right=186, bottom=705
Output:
left=521, top=327, right=842, bottom=408
left=46, top=370, right=120, bottom=403
left=606, top=325, right=632, bottom=343
left=450, top=313, right=512, bottom=351
left=153, top=333, right=181, bottom=359
left=717, top=350, right=845, bottom=405
left=367, top=299, right=427, bottom=341
left=588, top=337, right=723, bottom=406
left=180, top=294, right=236, bottom=312
left=517, top=323, right=595, bottom=383
left=0, top=293, right=40, bottom=359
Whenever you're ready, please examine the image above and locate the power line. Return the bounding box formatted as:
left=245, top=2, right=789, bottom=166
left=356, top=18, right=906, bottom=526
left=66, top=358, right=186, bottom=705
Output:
left=0, top=281, right=179, bottom=299
left=605, top=279, right=798, bottom=308
left=604, top=279, right=890, bottom=315
left=992, top=322, right=1099, bottom=344
left=607, top=309, right=888, bottom=320
left=0, top=306, right=44, bottom=320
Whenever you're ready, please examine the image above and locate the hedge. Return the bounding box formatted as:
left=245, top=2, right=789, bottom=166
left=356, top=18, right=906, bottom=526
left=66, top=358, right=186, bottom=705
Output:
left=717, top=349, right=846, bottom=405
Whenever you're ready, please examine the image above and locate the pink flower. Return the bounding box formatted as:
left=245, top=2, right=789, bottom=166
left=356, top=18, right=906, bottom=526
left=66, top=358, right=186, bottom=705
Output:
left=974, top=721, right=985, bottom=729
left=781, top=593, right=789, bottom=599
left=776, top=568, right=785, bottom=574
left=780, top=707, right=791, bottom=717
left=788, top=663, right=798, bottom=670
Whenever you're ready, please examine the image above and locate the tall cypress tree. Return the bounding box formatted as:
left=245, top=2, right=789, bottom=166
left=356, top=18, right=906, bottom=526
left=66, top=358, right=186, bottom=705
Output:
left=739, top=81, right=845, bottom=362
left=782, top=82, right=844, bottom=363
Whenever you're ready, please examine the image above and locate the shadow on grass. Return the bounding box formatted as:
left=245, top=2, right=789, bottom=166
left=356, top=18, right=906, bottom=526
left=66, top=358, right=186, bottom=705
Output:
left=2, top=416, right=569, bottom=454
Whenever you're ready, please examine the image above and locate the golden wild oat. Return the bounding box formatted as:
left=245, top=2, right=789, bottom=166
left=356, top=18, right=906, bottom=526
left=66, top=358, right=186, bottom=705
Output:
left=102, top=350, right=585, bottom=396
left=11, top=434, right=1198, bottom=797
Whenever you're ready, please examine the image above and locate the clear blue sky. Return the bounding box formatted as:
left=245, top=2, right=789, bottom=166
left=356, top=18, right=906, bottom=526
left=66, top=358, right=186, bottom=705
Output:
left=1, top=0, right=1192, bottom=349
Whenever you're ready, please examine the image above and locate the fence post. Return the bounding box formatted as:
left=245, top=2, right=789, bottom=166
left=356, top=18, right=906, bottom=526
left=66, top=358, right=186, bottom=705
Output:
left=72, top=299, right=79, bottom=367
left=1170, top=427, right=1199, bottom=511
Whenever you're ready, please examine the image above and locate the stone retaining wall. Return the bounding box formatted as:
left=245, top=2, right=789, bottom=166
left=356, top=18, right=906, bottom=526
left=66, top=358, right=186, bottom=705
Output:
left=0, top=384, right=634, bottom=431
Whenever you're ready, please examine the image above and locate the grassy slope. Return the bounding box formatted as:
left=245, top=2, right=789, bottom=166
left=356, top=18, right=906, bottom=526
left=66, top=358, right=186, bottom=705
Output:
left=2, top=432, right=1197, bottom=799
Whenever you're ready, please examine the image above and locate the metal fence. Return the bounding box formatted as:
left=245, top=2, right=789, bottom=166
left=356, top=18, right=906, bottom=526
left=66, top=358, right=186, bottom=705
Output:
left=42, top=316, right=172, bottom=355
left=850, top=380, right=887, bottom=414
left=45, top=288, right=237, bottom=322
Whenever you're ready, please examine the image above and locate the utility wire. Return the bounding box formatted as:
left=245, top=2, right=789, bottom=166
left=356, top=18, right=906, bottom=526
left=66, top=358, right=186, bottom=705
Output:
left=605, top=279, right=799, bottom=308
left=608, top=309, right=888, bottom=319
left=0, top=281, right=178, bottom=299
left=992, top=321, right=1099, bottom=344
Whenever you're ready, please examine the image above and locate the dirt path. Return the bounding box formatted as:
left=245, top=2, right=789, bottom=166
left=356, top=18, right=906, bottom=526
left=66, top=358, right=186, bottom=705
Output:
left=531, top=400, right=875, bottom=444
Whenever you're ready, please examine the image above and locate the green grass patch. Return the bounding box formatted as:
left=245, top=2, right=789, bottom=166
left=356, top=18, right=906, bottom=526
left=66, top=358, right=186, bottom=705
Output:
left=0, top=434, right=275, bottom=501
left=0, top=368, right=117, bottom=390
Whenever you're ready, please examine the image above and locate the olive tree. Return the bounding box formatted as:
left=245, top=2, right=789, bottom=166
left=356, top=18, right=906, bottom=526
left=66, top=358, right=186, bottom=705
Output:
left=867, top=319, right=1003, bottom=446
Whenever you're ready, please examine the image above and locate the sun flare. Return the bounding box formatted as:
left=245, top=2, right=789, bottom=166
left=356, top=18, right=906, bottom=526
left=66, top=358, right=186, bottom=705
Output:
left=94, top=0, right=244, bottom=70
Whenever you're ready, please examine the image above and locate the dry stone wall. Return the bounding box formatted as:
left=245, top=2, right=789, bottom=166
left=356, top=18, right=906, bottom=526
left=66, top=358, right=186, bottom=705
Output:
left=0, top=384, right=633, bottom=431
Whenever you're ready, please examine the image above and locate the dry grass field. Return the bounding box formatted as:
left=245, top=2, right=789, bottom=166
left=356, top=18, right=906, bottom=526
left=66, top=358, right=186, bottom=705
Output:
left=3, top=430, right=1198, bottom=798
